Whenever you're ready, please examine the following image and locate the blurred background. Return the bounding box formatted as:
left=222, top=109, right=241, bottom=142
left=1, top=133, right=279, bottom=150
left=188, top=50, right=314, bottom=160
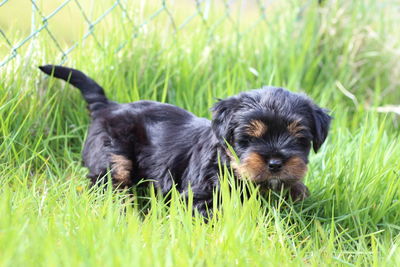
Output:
left=1, top=0, right=399, bottom=110
left=1, top=0, right=272, bottom=66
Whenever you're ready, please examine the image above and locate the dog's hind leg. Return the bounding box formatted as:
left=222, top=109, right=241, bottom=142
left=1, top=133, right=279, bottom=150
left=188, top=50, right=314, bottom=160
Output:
left=181, top=183, right=215, bottom=218
left=85, top=152, right=134, bottom=189
left=83, top=120, right=134, bottom=189
left=109, top=153, right=133, bottom=188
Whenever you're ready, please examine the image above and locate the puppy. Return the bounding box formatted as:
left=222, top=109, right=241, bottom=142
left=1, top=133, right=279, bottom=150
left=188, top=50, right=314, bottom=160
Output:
left=39, top=65, right=331, bottom=216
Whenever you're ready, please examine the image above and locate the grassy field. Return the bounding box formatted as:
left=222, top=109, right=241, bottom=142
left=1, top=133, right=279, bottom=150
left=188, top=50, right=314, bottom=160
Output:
left=1, top=0, right=400, bottom=266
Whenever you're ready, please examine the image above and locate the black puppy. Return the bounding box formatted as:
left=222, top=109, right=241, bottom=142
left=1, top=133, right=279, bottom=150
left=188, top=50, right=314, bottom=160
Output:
left=39, top=65, right=331, bottom=215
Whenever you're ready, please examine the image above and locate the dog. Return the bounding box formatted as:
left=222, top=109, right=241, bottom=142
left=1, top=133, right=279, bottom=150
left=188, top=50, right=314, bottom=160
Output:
left=39, top=65, right=331, bottom=216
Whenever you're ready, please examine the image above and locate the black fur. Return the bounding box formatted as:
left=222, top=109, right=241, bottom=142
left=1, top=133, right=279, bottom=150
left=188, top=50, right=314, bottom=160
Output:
left=39, top=65, right=331, bottom=216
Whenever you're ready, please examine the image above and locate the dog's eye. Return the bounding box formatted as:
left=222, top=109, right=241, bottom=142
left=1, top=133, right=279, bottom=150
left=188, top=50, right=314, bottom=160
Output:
left=297, top=137, right=310, bottom=147
left=238, top=139, right=250, bottom=147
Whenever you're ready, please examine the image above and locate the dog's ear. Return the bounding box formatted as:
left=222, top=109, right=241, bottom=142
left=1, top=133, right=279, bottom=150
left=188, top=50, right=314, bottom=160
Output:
left=310, top=105, right=332, bottom=152
left=211, top=96, right=240, bottom=146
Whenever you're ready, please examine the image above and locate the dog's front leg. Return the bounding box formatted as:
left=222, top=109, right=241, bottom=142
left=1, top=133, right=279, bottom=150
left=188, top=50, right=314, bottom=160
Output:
left=181, top=185, right=214, bottom=218
left=286, top=181, right=309, bottom=201
left=192, top=198, right=213, bottom=218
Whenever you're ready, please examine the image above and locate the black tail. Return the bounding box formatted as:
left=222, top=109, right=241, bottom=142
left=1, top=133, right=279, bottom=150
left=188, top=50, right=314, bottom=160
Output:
left=39, top=65, right=108, bottom=106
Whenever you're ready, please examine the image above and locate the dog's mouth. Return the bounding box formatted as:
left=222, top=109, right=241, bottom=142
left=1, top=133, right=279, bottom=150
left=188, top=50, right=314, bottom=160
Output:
left=256, top=177, right=282, bottom=190
left=253, top=173, right=300, bottom=187
left=236, top=169, right=304, bottom=189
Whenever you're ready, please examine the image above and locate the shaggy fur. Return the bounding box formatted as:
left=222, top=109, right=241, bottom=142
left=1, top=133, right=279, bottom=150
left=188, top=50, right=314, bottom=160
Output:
left=39, top=65, right=331, bottom=216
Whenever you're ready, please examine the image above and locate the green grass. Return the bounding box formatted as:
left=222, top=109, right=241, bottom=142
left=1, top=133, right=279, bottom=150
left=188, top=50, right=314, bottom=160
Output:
left=1, top=0, right=400, bottom=266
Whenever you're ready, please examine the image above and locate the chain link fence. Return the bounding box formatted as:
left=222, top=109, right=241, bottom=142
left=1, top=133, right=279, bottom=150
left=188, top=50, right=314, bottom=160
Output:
left=0, top=0, right=283, bottom=68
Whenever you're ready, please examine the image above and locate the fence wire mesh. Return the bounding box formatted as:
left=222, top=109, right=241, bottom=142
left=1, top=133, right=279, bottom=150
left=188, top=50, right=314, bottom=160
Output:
left=0, top=0, right=276, bottom=68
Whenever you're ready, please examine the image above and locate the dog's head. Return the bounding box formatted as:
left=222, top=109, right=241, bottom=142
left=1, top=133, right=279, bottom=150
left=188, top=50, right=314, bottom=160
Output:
left=212, top=87, right=331, bottom=186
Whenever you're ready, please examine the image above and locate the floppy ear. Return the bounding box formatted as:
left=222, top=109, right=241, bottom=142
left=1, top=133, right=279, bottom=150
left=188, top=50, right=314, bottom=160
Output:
left=311, top=105, right=332, bottom=152
left=211, top=96, right=240, bottom=146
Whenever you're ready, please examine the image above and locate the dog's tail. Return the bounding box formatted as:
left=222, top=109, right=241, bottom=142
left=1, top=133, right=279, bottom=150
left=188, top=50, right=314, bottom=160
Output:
left=39, top=65, right=108, bottom=106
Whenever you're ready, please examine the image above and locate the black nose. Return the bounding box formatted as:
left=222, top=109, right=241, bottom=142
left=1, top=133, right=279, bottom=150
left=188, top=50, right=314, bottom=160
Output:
left=268, top=159, right=283, bottom=172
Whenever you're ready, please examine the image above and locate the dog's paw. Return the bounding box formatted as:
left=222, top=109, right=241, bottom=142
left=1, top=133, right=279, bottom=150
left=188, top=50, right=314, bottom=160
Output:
left=288, top=182, right=310, bottom=201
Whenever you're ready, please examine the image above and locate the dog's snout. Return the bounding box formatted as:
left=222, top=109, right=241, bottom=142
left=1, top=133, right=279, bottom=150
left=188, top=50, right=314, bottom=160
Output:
left=268, top=158, right=283, bottom=172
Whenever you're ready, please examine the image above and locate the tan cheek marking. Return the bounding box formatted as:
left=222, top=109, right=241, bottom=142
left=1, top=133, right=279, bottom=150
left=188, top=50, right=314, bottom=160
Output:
left=110, top=154, right=133, bottom=186
left=283, top=156, right=308, bottom=180
left=246, top=120, right=267, bottom=137
left=229, top=152, right=267, bottom=182
left=288, top=120, right=307, bottom=138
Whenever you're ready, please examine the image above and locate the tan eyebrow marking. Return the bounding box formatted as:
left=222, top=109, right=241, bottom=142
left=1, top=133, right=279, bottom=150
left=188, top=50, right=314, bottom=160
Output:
left=246, top=120, right=267, bottom=137
left=288, top=120, right=307, bottom=137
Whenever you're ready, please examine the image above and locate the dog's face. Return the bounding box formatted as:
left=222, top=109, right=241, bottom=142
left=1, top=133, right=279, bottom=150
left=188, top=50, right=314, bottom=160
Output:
left=212, top=87, right=331, bottom=186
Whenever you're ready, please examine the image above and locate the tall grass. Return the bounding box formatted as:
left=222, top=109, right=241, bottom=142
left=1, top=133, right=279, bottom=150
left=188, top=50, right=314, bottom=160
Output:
left=1, top=0, right=399, bottom=265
